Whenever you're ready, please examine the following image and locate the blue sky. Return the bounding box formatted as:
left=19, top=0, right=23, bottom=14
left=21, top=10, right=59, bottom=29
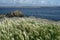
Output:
left=0, top=0, right=60, bottom=6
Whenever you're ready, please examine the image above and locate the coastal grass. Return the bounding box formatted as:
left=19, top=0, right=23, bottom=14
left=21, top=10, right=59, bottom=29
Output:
left=0, top=17, right=60, bottom=40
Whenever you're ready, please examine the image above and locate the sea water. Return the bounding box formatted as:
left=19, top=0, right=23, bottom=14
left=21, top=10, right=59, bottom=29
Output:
left=0, top=7, right=60, bottom=21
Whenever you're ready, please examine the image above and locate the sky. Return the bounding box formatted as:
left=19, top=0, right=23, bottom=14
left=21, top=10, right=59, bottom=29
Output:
left=0, top=0, right=60, bottom=6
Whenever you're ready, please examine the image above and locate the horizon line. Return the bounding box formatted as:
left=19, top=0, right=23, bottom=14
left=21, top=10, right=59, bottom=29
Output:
left=0, top=6, right=60, bottom=8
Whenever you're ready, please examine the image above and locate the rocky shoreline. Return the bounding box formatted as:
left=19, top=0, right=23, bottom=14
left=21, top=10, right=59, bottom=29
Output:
left=0, top=10, right=24, bottom=18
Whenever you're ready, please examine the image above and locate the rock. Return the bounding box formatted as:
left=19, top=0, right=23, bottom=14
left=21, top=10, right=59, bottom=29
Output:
left=6, top=10, right=24, bottom=17
left=0, top=15, right=5, bottom=18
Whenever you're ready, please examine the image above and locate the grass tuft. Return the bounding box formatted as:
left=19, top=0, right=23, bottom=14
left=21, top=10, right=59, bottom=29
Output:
left=0, top=17, right=60, bottom=40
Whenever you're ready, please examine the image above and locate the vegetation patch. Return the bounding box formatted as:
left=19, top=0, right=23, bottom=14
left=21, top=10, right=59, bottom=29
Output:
left=0, top=17, right=60, bottom=40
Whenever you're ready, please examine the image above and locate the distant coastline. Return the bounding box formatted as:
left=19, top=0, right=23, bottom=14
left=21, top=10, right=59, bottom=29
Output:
left=0, top=6, right=60, bottom=8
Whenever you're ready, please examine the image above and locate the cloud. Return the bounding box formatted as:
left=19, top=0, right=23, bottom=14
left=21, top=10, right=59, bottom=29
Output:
left=40, top=1, right=45, bottom=3
left=0, top=0, right=60, bottom=6
left=15, top=0, right=34, bottom=4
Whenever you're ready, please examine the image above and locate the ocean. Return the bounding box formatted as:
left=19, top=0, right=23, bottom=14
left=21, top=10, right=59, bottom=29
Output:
left=0, top=7, right=60, bottom=21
